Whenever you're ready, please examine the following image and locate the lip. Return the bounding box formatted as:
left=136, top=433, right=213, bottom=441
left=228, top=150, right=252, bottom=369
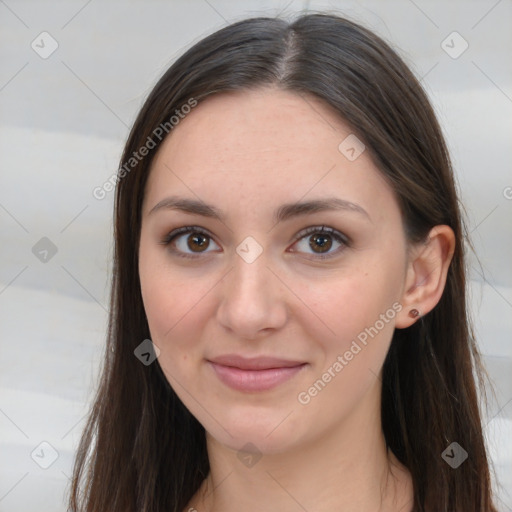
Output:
left=207, top=354, right=307, bottom=392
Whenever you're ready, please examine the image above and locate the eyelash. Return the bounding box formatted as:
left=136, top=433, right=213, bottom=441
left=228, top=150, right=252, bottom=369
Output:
left=159, top=225, right=350, bottom=261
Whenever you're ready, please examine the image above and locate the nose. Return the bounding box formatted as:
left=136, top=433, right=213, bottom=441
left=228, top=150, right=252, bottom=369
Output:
left=215, top=250, right=288, bottom=340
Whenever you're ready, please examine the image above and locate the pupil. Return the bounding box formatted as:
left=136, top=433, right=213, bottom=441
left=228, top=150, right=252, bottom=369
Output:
left=188, top=233, right=208, bottom=252
left=310, top=234, right=332, bottom=253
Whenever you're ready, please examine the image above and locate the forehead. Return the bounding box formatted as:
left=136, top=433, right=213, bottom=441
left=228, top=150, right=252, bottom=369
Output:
left=143, top=88, right=396, bottom=221
left=157, top=88, right=346, bottom=164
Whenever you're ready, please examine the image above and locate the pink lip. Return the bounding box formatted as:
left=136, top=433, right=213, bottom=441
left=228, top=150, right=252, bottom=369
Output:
left=207, top=355, right=307, bottom=392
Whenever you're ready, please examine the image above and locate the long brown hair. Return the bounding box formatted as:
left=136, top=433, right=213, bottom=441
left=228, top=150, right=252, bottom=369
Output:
left=68, top=13, right=498, bottom=511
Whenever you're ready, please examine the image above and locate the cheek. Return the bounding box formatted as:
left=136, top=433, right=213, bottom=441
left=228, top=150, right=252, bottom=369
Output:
left=140, top=272, right=208, bottom=348
left=293, top=272, right=400, bottom=423
left=138, top=243, right=208, bottom=363
left=300, top=260, right=403, bottom=352
left=140, top=271, right=209, bottom=394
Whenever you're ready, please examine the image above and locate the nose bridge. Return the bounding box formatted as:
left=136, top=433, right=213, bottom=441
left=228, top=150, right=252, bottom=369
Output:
left=216, top=242, right=287, bottom=338
left=231, top=247, right=270, bottom=298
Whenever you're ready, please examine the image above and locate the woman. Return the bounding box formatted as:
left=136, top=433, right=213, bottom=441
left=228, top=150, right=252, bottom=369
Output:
left=68, top=13, right=498, bottom=512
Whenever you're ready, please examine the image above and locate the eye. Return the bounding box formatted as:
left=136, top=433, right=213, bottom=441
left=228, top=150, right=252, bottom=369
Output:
left=289, top=226, right=349, bottom=260
left=160, top=226, right=220, bottom=259
left=160, top=225, right=349, bottom=261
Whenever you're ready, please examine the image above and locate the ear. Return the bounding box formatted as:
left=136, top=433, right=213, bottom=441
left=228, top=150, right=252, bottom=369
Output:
left=395, top=225, right=455, bottom=329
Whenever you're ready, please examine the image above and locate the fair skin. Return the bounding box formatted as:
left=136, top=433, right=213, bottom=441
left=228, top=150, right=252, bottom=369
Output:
left=138, top=88, right=455, bottom=512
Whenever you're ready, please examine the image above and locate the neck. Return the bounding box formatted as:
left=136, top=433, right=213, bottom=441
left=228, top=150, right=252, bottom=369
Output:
left=186, top=383, right=413, bottom=512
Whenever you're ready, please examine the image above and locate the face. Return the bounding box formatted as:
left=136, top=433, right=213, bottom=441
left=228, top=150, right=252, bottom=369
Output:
left=138, top=88, right=410, bottom=454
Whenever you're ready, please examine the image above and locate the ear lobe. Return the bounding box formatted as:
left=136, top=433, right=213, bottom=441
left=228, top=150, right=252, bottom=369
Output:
left=395, top=225, right=455, bottom=329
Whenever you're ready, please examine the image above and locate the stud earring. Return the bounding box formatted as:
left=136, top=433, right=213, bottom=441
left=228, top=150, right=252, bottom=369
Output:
left=409, top=308, right=420, bottom=318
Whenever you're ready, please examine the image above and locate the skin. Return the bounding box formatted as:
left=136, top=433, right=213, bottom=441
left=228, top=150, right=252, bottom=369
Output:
left=138, top=87, right=455, bottom=512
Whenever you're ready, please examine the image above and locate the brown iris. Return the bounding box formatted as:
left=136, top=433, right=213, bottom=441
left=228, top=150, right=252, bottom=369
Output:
left=187, top=233, right=209, bottom=252
left=309, top=233, right=332, bottom=253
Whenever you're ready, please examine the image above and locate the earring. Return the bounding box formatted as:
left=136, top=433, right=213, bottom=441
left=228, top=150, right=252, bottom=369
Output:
left=409, top=308, right=420, bottom=318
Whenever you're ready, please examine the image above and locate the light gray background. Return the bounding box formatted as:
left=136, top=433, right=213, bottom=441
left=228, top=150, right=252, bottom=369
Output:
left=0, top=1, right=511, bottom=511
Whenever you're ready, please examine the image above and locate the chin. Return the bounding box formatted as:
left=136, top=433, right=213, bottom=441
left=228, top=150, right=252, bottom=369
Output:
left=210, top=428, right=300, bottom=456
left=203, top=406, right=307, bottom=455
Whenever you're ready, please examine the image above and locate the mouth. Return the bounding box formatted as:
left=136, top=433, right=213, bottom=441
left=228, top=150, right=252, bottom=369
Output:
left=207, top=354, right=308, bottom=392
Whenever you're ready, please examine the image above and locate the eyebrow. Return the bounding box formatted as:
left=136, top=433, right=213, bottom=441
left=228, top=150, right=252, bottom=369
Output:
left=147, top=195, right=371, bottom=223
